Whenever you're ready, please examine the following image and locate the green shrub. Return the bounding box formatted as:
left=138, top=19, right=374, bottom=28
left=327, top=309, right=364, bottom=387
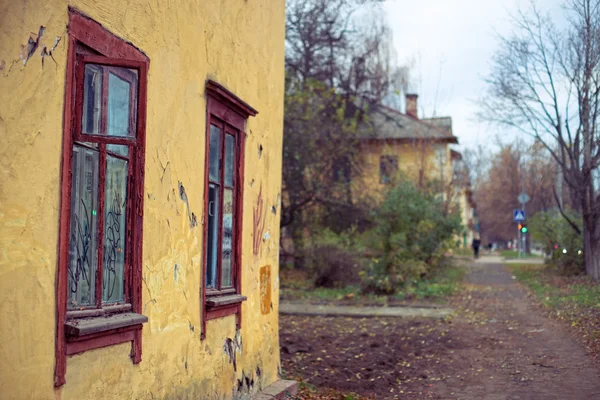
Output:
left=360, top=181, right=463, bottom=294
left=529, top=210, right=584, bottom=275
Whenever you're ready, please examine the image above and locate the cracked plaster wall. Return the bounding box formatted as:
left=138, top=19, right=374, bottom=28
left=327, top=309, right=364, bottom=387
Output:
left=0, top=0, right=285, bottom=399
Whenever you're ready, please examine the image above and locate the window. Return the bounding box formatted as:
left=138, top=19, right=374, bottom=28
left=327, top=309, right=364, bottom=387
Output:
left=55, top=10, right=149, bottom=387
left=380, top=155, right=398, bottom=184
left=201, top=81, right=257, bottom=339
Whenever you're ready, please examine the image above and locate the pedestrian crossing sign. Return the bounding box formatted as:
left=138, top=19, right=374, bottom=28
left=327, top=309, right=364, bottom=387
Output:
left=513, top=209, right=526, bottom=222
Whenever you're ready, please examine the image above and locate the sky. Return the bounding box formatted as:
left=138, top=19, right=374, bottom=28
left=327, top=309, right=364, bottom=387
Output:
left=382, top=0, right=564, bottom=151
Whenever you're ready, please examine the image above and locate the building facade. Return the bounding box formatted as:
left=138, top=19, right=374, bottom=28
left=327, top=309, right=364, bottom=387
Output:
left=0, top=2, right=285, bottom=399
left=354, top=94, right=458, bottom=203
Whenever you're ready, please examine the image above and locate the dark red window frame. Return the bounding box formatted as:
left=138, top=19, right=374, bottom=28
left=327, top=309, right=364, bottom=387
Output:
left=55, top=9, right=149, bottom=387
left=201, top=81, right=257, bottom=340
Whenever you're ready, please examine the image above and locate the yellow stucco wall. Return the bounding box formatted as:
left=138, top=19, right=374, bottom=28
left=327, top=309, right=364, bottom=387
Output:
left=354, top=140, right=453, bottom=202
left=0, top=1, right=285, bottom=399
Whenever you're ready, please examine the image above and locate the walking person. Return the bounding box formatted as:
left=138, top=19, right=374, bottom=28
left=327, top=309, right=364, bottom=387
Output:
left=472, top=235, right=481, bottom=259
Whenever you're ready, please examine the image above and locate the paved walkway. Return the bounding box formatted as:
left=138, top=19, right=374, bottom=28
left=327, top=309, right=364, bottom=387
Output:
left=431, top=258, right=600, bottom=400
left=279, top=302, right=454, bottom=319
left=474, top=255, right=545, bottom=265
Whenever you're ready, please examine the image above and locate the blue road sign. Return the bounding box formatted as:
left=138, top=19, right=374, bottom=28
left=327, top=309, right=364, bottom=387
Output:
left=513, top=209, right=526, bottom=222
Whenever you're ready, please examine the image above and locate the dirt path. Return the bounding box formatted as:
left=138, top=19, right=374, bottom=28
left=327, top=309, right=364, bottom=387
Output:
left=281, top=258, right=600, bottom=399
left=430, top=260, right=600, bottom=399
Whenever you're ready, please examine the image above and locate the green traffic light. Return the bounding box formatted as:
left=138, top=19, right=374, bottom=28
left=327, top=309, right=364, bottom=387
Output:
left=521, top=226, right=528, bottom=233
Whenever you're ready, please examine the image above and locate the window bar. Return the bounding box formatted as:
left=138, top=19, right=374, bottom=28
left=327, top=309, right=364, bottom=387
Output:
left=95, top=67, right=109, bottom=308
left=216, top=120, right=226, bottom=291
left=225, top=128, right=236, bottom=289
left=124, top=170, right=133, bottom=303
left=123, top=71, right=136, bottom=303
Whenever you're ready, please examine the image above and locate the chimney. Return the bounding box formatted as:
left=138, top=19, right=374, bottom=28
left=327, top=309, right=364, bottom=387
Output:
left=406, top=93, right=418, bottom=118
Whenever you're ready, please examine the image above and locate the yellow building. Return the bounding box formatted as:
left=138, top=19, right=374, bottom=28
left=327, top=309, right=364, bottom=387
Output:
left=450, top=150, right=477, bottom=248
left=354, top=94, right=458, bottom=203
left=0, top=2, right=291, bottom=399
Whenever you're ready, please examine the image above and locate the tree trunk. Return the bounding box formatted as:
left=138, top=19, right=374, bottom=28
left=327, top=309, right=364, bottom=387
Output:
left=583, top=220, right=600, bottom=280
left=291, top=216, right=307, bottom=270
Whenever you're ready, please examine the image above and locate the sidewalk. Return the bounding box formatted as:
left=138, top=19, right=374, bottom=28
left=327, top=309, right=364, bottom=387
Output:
left=472, top=254, right=545, bottom=265
left=279, top=302, right=454, bottom=319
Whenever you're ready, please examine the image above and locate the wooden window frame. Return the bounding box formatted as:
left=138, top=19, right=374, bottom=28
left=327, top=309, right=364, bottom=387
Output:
left=54, top=9, right=149, bottom=387
left=201, top=81, right=257, bottom=340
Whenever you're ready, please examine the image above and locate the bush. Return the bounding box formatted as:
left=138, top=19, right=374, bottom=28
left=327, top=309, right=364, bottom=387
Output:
left=360, top=181, right=463, bottom=294
left=529, top=210, right=584, bottom=275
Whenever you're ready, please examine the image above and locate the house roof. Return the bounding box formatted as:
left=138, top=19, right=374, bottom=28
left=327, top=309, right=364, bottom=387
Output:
left=359, top=105, right=458, bottom=144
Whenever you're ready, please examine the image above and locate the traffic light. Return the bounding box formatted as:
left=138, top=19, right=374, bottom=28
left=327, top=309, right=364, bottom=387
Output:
left=520, top=224, right=528, bottom=234
left=518, top=223, right=523, bottom=231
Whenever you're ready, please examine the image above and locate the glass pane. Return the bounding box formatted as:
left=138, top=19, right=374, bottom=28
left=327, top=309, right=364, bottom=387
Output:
left=82, top=64, right=138, bottom=137
left=108, top=71, right=135, bottom=137
left=221, top=188, right=234, bottom=287
left=224, top=134, right=235, bottom=187
left=103, top=155, right=128, bottom=303
left=206, top=184, right=220, bottom=288
left=82, top=65, right=103, bottom=135
left=107, top=144, right=129, bottom=157
left=209, top=125, right=221, bottom=182
left=68, top=145, right=100, bottom=308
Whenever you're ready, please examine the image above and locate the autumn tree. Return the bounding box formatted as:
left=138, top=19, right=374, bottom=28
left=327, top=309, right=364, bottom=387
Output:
left=473, top=141, right=556, bottom=244
left=282, top=0, right=404, bottom=263
left=481, top=0, right=600, bottom=278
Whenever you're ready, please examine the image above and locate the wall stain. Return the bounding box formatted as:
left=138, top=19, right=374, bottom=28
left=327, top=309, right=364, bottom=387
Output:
left=260, top=265, right=271, bottom=315
left=252, top=185, right=266, bottom=256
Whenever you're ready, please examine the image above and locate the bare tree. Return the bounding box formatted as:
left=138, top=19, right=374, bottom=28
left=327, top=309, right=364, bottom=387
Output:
left=481, top=0, right=600, bottom=279
left=282, top=0, right=401, bottom=230
left=472, top=141, right=555, bottom=244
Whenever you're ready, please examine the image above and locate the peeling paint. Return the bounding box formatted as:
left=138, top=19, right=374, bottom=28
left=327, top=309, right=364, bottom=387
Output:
left=223, top=331, right=243, bottom=372
left=178, top=181, right=198, bottom=228
left=40, top=35, right=61, bottom=68
left=20, top=26, right=45, bottom=66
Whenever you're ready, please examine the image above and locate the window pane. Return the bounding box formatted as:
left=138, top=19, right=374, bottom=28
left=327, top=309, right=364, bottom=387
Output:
left=103, top=155, right=128, bottom=303
left=221, top=188, right=234, bottom=287
left=82, top=64, right=138, bottom=137
left=108, top=71, right=136, bottom=137
left=68, top=145, right=100, bottom=308
left=82, top=65, right=102, bottom=135
left=209, top=125, right=221, bottom=182
left=224, top=134, right=235, bottom=187
left=107, top=144, right=129, bottom=157
left=206, top=184, right=220, bottom=288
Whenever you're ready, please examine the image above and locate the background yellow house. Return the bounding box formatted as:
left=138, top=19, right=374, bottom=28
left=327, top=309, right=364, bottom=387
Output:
left=354, top=94, right=458, bottom=203
left=451, top=150, right=477, bottom=248
left=0, top=2, right=291, bottom=399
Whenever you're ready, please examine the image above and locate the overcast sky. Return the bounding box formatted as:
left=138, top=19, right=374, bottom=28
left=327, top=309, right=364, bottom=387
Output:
left=382, top=0, right=564, bottom=151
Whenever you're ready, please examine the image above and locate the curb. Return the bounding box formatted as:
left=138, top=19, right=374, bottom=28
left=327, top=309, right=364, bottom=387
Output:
left=254, top=380, right=298, bottom=399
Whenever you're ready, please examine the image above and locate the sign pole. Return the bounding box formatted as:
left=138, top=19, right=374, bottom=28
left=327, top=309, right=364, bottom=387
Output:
left=521, top=199, right=525, bottom=258
left=518, top=226, right=521, bottom=259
